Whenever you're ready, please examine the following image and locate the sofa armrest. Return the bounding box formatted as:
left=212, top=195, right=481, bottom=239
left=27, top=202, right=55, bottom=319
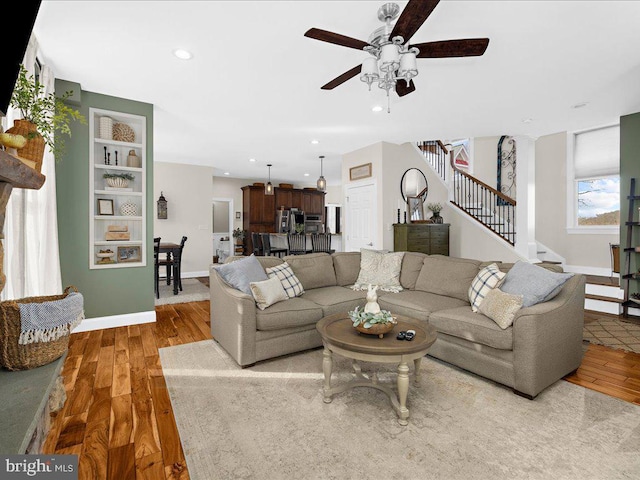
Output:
left=512, top=274, right=586, bottom=397
left=209, top=266, right=258, bottom=366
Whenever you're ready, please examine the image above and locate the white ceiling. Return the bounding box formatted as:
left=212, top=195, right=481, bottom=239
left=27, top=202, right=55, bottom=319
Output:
left=33, top=1, right=640, bottom=186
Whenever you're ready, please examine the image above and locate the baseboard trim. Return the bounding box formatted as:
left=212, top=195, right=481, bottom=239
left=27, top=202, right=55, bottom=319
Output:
left=72, top=310, right=156, bottom=333
left=159, top=270, right=209, bottom=280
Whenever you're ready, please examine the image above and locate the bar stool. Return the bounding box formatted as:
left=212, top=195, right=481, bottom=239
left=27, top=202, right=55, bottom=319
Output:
left=261, top=233, right=287, bottom=257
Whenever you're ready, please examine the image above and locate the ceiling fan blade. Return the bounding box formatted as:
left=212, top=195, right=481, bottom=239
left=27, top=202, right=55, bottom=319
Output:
left=389, top=0, right=440, bottom=43
left=321, top=65, right=362, bottom=90
left=412, top=38, right=490, bottom=58
left=304, top=28, right=369, bottom=50
left=396, top=79, right=416, bottom=97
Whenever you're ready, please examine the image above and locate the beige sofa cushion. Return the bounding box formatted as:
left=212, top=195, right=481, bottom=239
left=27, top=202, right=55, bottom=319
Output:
left=301, top=286, right=367, bottom=316
left=284, top=253, right=337, bottom=290
left=377, top=290, right=468, bottom=322
left=429, top=306, right=513, bottom=350
left=332, top=252, right=361, bottom=286
left=399, top=252, right=428, bottom=290
left=415, top=255, right=481, bottom=302
left=255, top=297, right=324, bottom=331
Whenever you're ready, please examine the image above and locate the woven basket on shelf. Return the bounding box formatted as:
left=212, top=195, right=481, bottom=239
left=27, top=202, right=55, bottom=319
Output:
left=0, top=286, right=78, bottom=371
left=5, top=119, right=45, bottom=173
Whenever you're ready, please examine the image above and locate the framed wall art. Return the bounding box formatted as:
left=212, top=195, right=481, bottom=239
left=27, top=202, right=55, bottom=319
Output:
left=117, top=245, right=142, bottom=263
left=407, top=196, right=425, bottom=222
left=98, top=198, right=114, bottom=215
left=349, top=163, right=372, bottom=181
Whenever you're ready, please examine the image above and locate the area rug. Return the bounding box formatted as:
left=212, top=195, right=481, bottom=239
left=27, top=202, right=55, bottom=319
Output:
left=155, top=278, right=209, bottom=306
left=583, top=317, right=640, bottom=354
left=159, top=340, right=640, bottom=480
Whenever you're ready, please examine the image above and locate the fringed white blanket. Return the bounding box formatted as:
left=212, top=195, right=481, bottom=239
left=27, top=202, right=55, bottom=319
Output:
left=18, top=292, right=85, bottom=345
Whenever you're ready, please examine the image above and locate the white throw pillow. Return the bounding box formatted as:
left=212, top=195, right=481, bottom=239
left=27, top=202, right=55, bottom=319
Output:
left=352, top=249, right=404, bottom=293
left=468, top=263, right=507, bottom=312
left=478, top=288, right=523, bottom=329
left=265, top=262, right=305, bottom=298
left=249, top=276, right=288, bottom=310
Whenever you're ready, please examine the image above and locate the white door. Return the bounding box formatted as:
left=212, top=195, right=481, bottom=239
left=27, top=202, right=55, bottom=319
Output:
left=345, top=182, right=376, bottom=251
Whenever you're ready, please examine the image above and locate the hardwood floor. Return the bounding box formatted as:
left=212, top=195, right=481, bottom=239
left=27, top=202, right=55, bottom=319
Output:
left=42, top=300, right=212, bottom=479
left=42, top=301, right=640, bottom=478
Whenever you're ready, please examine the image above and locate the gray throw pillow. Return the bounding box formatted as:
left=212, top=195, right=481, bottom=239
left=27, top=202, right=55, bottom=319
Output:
left=500, top=261, right=573, bottom=307
left=214, top=254, right=268, bottom=295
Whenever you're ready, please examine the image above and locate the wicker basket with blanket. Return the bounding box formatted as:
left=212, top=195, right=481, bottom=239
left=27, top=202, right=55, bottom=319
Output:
left=0, top=286, right=84, bottom=371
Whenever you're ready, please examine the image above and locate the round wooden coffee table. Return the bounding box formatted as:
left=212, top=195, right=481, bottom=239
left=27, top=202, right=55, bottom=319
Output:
left=316, top=313, right=437, bottom=425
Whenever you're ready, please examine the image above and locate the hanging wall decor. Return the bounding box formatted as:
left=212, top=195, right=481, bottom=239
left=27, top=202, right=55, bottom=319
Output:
left=157, top=192, right=168, bottom=219
left=497, top=136, right=516, bottom=205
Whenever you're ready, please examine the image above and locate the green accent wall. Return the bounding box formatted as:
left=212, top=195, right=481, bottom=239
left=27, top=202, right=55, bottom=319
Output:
left=55, top=84, right=154, bottom=318
left=620, top=111, right=640, bottom=296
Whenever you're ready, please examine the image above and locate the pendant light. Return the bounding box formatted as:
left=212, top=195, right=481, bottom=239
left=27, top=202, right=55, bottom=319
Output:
left=265, top=163, right=274, bottom=195
left=317, top=155, right=326, bottom=192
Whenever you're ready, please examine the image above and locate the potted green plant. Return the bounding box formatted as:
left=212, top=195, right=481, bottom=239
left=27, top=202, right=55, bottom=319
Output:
left=348, top=305, right=397, bottom=338
left=103, top=172, right=135, bottom=188
left=8, top=64, right=86, bottom=171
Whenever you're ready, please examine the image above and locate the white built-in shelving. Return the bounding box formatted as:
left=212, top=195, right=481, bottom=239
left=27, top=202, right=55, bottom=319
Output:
left=89, top=108, right=146, bottom=269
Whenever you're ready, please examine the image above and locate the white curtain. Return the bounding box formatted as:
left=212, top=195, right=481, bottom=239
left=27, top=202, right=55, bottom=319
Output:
left=1, top=34, right=62, bottom=299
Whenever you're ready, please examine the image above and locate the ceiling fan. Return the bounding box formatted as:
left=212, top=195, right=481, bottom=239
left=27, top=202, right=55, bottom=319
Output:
left=304, top=0, right=489, bottom=108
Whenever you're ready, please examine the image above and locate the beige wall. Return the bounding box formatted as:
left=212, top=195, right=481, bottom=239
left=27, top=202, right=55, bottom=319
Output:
left=212, top=176, right=246, bottom=232
left=535, top=132, right=618, bottom=270
left=472, top=136, right=501, bottom=187
left=154, top=162, right=214, bottom=276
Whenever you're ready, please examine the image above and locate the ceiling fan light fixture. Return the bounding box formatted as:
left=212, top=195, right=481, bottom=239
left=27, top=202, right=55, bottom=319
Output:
left=360, top=57, right=379, bottom=88
left=379, top=43, right=400, bottom=73
left=317, top=155, right=326, bottom=192
left=265, top=164, right=274, bottom=196
left=399, top=50, right=418, bottom=79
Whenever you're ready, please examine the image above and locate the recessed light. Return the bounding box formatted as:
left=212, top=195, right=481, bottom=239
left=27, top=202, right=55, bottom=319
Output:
left=310, top=140, right=319, bottom=145
left=304, top=173, right=310, bottom=177
left=522, top=118, right=533, bottom=124
left=173, top=49, right=193, bottom=60
left=249, top=158, right=256, bottom=162
left=372, top=105, right=383, bottom=112
left=572, top=102, right=588, bottom=109
left=223, top=172, right=230, bottom=176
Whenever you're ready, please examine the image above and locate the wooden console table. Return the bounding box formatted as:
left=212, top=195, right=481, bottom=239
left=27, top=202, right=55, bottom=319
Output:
left=0, top=149, right=46, bottom=292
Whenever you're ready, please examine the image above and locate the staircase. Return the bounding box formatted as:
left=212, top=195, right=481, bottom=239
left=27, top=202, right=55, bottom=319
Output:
left=417, top=140, right=626, bottom=317
left=417, top=140, right=516, bottom=245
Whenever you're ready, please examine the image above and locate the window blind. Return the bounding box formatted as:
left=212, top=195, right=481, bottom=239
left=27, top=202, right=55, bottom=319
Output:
left=574, top=125, right=619, bottom=179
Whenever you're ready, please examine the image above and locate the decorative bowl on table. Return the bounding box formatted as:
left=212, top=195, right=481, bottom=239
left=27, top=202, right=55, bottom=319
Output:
left=348, top=306, right=397, bottom=339
left=96, top=249, right=115, bottom=264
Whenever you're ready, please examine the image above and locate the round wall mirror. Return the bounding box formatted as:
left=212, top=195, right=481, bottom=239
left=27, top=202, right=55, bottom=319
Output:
left=400, top=168, right=429, bottom=202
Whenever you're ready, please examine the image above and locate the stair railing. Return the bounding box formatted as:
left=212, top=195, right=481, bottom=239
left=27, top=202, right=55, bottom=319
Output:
left=417, top=140, right=449, bottom=182
left=448, top=151, right=517, bottom=245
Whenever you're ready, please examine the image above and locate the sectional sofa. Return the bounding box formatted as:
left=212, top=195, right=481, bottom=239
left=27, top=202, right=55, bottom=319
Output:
left=209, top=252, right=585, bottom=398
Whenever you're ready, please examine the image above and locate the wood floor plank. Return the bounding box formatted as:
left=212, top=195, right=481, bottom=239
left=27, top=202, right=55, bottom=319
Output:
left=114, top=327, right=130, bottom=365
left=95, top=346, right=115, bottom=389
left=132, top=395, right=161, bottom=459
left=145, top=354, right=163, bottom=378
left=139, top=323, right=159, bottom=357
left=61, top=355, right=82, bottom=392
left=87, top=386, right=112, bottom=423
left=112, top=362, right=132, bottom=397
left=67, top=373, right=96, bottom=416
left=109, top=394, right=133, bottom=449
left=55, top=412, right=88, bottom=450
left=80, top=416, right=109, bottom=480
left=84, top=330, right=104, bottom=363
left=101, top=328, right=116, bottom=347
left=107, top=443, right=136, bottom=480
left=135, top=451, right=165, bottom=480
left=68, top=332, right=89, bottom=357
left=150, top=376, right=184, bottom=469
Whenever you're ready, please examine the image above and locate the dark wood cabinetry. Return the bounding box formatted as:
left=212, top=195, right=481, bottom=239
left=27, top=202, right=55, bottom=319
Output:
left=393, top=223, right=450, bottom=255
left=242, top=185, right=325, bottom=254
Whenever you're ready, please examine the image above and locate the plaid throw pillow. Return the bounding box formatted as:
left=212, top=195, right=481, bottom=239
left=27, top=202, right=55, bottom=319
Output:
left=266, top=262, right=304, bottom=298
left=468, top=263, right=506, bottom=312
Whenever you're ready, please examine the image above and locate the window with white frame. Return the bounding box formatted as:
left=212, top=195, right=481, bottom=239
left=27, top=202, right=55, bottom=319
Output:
left=573, top=125, right=620, bottom=227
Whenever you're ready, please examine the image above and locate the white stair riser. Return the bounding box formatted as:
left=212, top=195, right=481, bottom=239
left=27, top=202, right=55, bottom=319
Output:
left=585, top=298, right=621, bottom=315
left=585, top=283, right=624, bottom=299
